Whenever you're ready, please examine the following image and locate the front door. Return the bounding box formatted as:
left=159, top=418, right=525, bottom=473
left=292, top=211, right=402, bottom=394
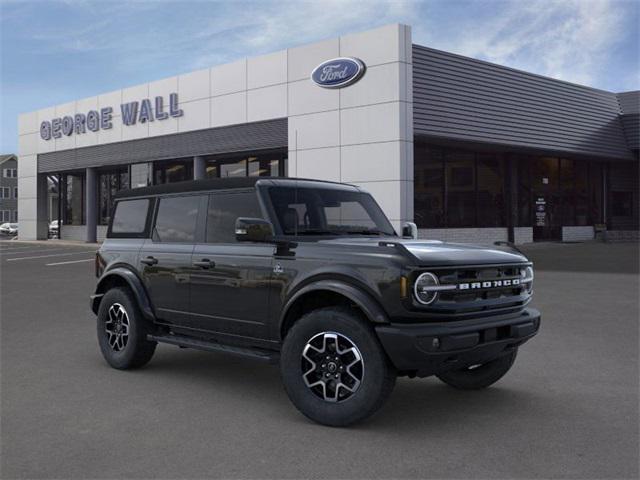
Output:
left=139, top=194, right=204, bottom=324
left=187, top=190, right=274, bottom=342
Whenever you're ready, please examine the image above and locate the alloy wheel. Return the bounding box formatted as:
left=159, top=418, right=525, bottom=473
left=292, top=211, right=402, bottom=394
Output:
left=104, top=303, right=130, bottom=352
left=301, top=332, right=364, bottom=402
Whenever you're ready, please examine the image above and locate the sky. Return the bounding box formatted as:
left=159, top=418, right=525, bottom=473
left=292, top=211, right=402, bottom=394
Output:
left=1, top=0, right=638, bottom=153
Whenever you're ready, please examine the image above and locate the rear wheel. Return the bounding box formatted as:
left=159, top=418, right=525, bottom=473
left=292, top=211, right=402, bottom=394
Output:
left=436, top=349, right=518, bottom=390
left=97, top=287, right=156, bottom=370
left=280, top=307, right=396, bottom=427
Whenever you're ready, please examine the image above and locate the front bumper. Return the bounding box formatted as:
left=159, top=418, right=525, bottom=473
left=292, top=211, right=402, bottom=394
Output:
left=375, top=308, right=540, bottom=377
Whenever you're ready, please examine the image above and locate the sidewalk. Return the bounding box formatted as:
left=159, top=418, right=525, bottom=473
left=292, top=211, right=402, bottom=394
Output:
left=0, top=238, right=101, bottom=247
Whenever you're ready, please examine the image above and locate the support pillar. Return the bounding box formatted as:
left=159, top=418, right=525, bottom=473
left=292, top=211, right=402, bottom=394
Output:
left=36, top=173, right=49, bottom=240
left=506, top=158, right=518, bottom=243
left=85, top=167, right=97, bottom=243
left=194, top=156, right=206, bottom=180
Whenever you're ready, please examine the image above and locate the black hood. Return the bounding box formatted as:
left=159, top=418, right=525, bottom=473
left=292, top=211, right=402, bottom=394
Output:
left=318, top=237, right=528, bottom=266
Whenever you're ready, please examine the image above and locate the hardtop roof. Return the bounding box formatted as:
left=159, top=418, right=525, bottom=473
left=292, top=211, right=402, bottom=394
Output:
left=114, top=177, right=358, bottom=199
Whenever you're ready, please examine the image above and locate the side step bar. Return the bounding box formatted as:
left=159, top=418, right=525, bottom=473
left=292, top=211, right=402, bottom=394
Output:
left=147, top=334, right=279, bottom=364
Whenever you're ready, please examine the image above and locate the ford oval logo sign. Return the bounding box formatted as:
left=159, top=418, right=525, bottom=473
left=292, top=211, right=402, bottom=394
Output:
left=311, top=57, right=366, bottom=89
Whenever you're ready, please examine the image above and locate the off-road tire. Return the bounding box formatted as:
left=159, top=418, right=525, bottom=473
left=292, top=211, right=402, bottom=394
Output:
left=97, top=287, right=157, bottom=370
left=280, top=306, right=396, bottom=427
left=436, top=349, right=518, bottom=390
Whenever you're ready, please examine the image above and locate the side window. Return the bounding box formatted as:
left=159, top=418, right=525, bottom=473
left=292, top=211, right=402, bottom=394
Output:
left=154, top=195, right=200, bottom=243
left=206, top=191, right=262, bottom=243
left=111, top=199, right=150, bottom=234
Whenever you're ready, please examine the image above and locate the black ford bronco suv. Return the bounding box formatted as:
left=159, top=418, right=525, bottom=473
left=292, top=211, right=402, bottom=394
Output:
left=92, top=177, right=540, bottom=426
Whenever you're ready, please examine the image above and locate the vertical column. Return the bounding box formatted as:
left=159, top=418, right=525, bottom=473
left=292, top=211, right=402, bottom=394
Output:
left=36, top=173, right=49, bottom=239
left=194, top=156, right=206, bottom=180
left=506, top=157, right=517, bottom=243
left=85, top=167, right=97, bottom=243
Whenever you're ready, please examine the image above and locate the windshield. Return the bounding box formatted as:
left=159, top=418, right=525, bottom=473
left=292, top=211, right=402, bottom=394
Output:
left=267, top=186, right=396, bottom=236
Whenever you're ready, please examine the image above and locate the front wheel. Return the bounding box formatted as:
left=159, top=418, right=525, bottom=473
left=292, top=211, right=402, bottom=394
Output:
left=280, top=307, right=396, bottom=427
left=436, top=349, right=518, bottom=390
left=97, top=287, right=157, bottom=370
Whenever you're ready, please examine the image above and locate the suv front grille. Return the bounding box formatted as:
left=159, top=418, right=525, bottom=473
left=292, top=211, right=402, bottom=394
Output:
left=418, top=264, right=532, bottom=318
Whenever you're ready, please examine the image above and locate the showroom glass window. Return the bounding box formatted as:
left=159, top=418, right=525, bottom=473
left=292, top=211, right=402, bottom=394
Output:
left=414, top=143, right=506, bottom=228
left=446, top=151, right=477, bottom=227
left=153, top=159, right=194, bottom=185
left=98, top=167, right=129, bottom=225
left=205, top=150, right=286, bottom=178
left=560, top=158, right=597, bottom=226
left=588, top=162, right=604, bottom=225
left=608, top=162, right=639, bottom=229
left=61, top=173, right=85, bottom=225
left=477, top=154, right=505, bottom=227
left=414, top=144, right=444, bottom=228
left=515, top=155, right=532, bottom=227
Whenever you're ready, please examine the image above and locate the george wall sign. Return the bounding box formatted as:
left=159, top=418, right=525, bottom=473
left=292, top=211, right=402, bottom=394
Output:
left=40, top=93, right=184, bottom=140
left=311, top=57, right=366, bottom=89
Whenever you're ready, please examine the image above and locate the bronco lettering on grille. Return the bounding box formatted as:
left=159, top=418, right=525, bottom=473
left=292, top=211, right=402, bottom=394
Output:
left=458, top=278, right=521, bottom=290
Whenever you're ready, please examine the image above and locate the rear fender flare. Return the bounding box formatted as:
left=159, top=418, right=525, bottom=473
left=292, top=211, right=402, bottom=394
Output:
left=92, top=267, right=155, bottom=321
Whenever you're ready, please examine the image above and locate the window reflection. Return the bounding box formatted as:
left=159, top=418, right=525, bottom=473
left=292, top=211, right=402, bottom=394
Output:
left=154, top=159, right=193, bottom=184
left=205, top=150, right=286, bottom=179
left=414, top=141, right=611, bottom=230
left=62, top=173, right=85, bottom=226
left=98, top=167, right=129, bottom=225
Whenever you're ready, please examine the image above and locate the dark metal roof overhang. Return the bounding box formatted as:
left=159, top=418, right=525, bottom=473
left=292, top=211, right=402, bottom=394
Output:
left=37, top=118, right=287, bottom=174
left=413, top=44, right=635, bottom=161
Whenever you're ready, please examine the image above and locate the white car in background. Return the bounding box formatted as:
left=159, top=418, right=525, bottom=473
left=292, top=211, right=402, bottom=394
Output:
left=49, top=220, right=60, bottom=238
left=0, top=223, right=18, bottom=236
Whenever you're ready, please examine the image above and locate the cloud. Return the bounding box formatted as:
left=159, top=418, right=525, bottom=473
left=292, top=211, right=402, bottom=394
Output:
left=187, top=0, right=418, bottom=69
left=414, top=0, right=637, bottom=89
left=1, top=0, right=638, bottom=153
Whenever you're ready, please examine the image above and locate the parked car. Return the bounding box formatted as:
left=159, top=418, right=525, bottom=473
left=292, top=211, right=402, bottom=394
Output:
left=91, top=177, right=540, bottom=426
left=0, top=223, right=18, bottom=236
left=49, top=220, right=60, bottom=238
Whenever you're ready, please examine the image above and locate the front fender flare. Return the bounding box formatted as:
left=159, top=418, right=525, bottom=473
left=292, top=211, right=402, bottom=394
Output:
left=91, top=267, right=155, bottom=321
left=280, top=279, right=389, bottom=336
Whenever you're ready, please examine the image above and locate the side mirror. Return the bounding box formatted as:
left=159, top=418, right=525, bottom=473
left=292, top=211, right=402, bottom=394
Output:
left=235, top=217, right=274, bottom=242
left=402, top=222, right=418, bottom=239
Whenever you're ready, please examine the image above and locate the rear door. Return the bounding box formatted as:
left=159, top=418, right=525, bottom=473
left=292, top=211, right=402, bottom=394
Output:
left=139, top=194, right=206, bottom=325
left=188, top=190, right=274, bottom=341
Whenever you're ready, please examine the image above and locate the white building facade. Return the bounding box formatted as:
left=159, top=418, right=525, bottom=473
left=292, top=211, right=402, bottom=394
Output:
left=17, top=24, right=639, bottom=243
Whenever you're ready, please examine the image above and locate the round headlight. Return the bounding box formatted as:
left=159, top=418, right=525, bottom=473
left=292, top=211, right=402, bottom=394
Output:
left=521, top=266, right=534, bottom=293
left=414, top=272, right=440, bottom=305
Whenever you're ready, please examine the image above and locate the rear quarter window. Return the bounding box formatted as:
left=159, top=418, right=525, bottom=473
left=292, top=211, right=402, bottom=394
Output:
left=110, top=199, right=151, bottom=236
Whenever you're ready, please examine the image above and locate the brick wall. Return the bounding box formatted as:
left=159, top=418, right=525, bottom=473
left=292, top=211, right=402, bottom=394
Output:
left=514, top=227, right=533, bottom=244
left=562, top=226, right=594, bottom=242
left=605, top=230, right=639, bottom=242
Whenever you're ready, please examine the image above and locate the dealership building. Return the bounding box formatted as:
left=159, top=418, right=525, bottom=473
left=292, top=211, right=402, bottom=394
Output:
left=17, top=24, right=639, bottom=243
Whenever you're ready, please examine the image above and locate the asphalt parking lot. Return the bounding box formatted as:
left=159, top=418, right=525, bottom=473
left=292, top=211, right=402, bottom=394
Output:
left=1, top=240, right=638, bottom=479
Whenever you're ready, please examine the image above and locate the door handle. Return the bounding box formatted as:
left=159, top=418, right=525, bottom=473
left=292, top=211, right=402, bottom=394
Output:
left=193, top=259, right=215, bottom=269
left=141, top=256, right=158, bottom=266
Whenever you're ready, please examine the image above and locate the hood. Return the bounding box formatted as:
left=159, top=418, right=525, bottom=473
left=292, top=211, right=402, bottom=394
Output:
left=318, top=237, right=528, bottom=266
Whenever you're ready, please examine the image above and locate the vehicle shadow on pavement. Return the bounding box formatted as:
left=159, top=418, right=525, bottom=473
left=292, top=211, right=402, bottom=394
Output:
left=126, top=346, right=549, bottom=430
left=368, top=379, right=544, bottom=430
